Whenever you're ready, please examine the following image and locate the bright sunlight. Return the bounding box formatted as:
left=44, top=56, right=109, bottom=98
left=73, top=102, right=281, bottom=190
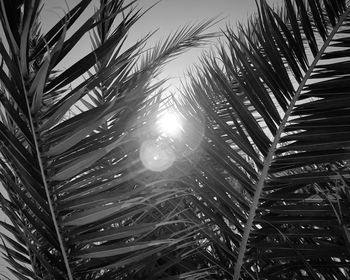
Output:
left=140, top=111, right=183, bottom=172
left=156, top=111, right=183, bottom=137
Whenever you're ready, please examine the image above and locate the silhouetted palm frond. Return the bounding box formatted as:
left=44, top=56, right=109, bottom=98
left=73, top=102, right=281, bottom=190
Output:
left=180, top=0, right=350, bottom=279
left=0, top=0, right=214, bottom=279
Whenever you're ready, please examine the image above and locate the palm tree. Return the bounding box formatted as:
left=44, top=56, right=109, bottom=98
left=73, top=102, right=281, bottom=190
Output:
left=178, top=0, right=350, bottom=279
left=3, top=0, right=350, bottom=279
left=0, top=0, right=215, bottom=279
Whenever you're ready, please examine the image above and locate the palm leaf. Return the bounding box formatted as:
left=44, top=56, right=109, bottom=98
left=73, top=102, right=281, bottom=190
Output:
left=0, top=0, right=214, bottom=279
left=181, top=0, right=350, bottom=279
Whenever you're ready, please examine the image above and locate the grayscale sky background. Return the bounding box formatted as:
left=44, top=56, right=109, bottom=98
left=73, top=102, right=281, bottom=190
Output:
left=41, top=0, right=279, bottom=91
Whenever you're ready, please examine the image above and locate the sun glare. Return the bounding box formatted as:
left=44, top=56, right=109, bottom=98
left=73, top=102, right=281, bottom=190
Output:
left=140, top=139, right=175, bottom=172
left=139, top=111, right=183, bottom=172
left=157, top=111, right=183, bottom=137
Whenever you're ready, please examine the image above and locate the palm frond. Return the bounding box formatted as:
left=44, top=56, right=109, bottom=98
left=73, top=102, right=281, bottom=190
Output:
left=0, top=0, right=214, bottom=279
left=181, top=0, right=350, bottom=279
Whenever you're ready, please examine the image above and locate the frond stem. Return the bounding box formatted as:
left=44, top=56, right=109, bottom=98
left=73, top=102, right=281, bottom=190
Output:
left=24, top=85, right=75, bottom=280
left=1, top=1, right=74, bottom=278
left=18, top=44, right=75, bottom=280
left=233, top=5, right=350, bottom=280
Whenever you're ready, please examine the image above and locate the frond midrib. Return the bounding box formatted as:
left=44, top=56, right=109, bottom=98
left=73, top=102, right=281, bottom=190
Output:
left=233, top=4, right=350, bottom=279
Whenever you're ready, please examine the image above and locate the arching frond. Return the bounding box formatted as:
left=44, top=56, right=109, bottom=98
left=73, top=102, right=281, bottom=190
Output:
left=181, top=0, right=350, bottom=279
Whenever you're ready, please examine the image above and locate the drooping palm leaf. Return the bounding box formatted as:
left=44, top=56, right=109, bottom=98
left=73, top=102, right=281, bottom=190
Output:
left=181, top=0, right=350, bottom=279
left=0, top=0, right=215, bottom=279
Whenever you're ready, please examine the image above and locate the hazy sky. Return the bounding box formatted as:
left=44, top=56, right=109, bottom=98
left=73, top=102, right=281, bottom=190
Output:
left=42, top=0, right=279, bottom=90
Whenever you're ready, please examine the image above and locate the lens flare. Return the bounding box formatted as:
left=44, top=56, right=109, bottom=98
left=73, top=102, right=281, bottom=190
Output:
left=139, top=110, right=204, bottom=172
left=157, top=111, right=183, bottom=137
left=140, top=139, right=175, bottom=172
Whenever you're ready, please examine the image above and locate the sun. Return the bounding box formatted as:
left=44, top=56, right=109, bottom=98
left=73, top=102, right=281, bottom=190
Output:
left=139, top=111, right=183, bottom=172
left=139, top=111, right=184, bottom=172
left=156, top=111, right=183, bottom=137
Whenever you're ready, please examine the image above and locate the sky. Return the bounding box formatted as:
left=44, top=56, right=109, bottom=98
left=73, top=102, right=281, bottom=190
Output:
left=42, top=0, right=279, bottom=91
left=130, top=0, right=262, bottom=89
